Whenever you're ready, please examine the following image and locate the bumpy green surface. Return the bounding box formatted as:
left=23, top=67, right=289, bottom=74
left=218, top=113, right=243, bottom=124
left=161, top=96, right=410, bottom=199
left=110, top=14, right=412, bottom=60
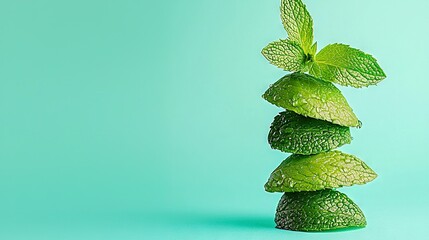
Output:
left=265, top=150, right=377, bottom=192
left=263, top=73, right=360, bottom=127
left=268, top=110, right=351, bottom=155
left=261, top=39, right=307, bottom=72
left=275, top=189, right=366, bottom=231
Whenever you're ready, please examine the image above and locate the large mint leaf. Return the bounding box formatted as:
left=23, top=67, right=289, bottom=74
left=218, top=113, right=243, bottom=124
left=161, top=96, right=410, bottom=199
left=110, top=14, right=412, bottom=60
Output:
left=275, top=189, right=366, bottom=231
left=269, top=111, right=351, bottom=155
left=310, top=43, right=386, bottom=88
left=265, top=150, right=377, bottom=192
left=263, top=73, right=360, bottom=127
left=280, top=0, right=314, bottom=53
left=262, top=39, right=307, bottom=72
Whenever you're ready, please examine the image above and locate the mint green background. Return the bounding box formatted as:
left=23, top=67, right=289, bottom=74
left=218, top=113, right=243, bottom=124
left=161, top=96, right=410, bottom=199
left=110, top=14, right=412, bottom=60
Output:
left=0, top=0, right=427, bottom=239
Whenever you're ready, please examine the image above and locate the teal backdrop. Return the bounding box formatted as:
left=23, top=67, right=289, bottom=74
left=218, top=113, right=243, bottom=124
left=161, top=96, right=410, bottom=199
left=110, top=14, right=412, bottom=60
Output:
left=0, top=0, right=428, bottom=239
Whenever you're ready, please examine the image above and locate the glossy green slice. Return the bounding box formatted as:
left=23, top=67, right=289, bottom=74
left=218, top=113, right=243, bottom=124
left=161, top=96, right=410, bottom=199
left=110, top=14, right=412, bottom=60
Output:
left=265, top=150, right=377, bottom=192
left=268, top=110, right=351, bottom=155
left=263, top=73, right=360, bottom=127
left=275, top=189, right=366, bottom=231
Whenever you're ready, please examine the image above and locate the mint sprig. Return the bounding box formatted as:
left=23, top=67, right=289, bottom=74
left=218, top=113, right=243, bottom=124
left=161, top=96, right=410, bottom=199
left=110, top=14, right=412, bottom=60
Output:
left=263, top=0, right=386, bottom=88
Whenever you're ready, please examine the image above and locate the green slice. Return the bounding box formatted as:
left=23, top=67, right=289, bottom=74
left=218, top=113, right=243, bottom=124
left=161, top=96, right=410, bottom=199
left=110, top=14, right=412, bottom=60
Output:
left=275, top=189, right=366, bottom=231
left=261, top=39, right=307, bottom=72
left=265, top=150, right=377, bottom=192
left=280, top=0, right=313, bottom=53
left=268, top=110, right=351, bottom=155
left=262, top=73, right=360, bottom=127
left=310, top=43, right=386, bottom=88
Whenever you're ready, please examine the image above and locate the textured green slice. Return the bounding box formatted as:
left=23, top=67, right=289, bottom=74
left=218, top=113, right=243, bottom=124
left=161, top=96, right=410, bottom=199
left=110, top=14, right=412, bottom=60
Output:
left=310, top=44, right=386, bottom=88
left=265, top=150, right=377, bottom=192
left=268, top=111, right=351, bottom=155
left=262, top=73, right=360, bottom=127
left=280, top=0, right=313, bottom=53
left=261, top=39, right=307, bottom=72
left=275, top=189, right=366, bottom=231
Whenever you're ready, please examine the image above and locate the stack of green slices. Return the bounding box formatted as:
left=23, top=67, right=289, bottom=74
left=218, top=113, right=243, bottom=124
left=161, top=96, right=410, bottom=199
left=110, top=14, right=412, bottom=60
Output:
left=261, top=0, right=386, bottom=231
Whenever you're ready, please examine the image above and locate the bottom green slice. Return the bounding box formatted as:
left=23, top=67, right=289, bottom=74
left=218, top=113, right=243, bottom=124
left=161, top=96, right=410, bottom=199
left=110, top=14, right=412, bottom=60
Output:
left=275, top=189, right=366, bottom=231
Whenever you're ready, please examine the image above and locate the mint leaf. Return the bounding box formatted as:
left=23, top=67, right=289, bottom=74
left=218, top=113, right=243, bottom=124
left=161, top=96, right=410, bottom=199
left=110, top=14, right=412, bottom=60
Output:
left=310, top=43, right=386, bottom=88
left=265, top=150, right=377, bottom=192
left=262, top=73, right=360, bottom=127
left=275, top=189, right=367, bottom=231
left=280, top=0, right=314, bottom=53
left=268, top=111, right=352, bottom=155
left=262, top=39, right=307, bottom=72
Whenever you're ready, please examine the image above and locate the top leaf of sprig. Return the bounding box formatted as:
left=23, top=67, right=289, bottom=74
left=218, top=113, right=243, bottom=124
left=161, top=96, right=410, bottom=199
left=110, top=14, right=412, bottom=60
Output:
left=280, top=0, right=314, bottom=54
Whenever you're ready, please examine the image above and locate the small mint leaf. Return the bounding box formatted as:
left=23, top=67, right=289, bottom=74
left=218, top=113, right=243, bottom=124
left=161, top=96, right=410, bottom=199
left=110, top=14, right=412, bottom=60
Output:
left=262, top=39, right=306, bottom=72
left=311, top=43, right=386, bottom=88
